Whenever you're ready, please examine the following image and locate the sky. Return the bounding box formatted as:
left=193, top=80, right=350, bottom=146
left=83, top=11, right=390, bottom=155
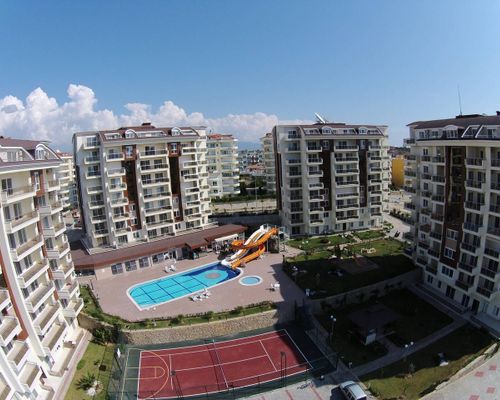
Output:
left=1, top=0, right=500, bottom=151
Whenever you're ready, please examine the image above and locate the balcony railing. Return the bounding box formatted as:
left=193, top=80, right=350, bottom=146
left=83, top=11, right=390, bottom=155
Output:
left=480, top=268, right=499, bottom=279
left=466, top=158, right=484, bottom=166
left=485, top=247, right=500, bottom=259
left=432, top=175, right=445, bottom=183
left=491, top=182, right=500, bottom=191
left=466, top=180, right=484, bottom=189
left=476, top=286, right=493, bottom=298
left=464, top=201, right=484, bottom=211
left=464, top=222, right=482, bottom=232
left=458, top=261, right=477, bottom=273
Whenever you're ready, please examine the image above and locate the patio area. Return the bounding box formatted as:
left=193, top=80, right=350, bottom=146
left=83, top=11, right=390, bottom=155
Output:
left=82, top=247, right=305, bottom=321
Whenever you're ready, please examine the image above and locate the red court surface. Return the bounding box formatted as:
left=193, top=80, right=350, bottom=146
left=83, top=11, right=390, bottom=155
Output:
left=137, top=330, right=312, bottom=399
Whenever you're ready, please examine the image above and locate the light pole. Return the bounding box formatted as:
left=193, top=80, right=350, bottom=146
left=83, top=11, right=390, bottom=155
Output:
left=329, top=315, right=336, bottom=345
left=403, top=341, right=414, bottom=363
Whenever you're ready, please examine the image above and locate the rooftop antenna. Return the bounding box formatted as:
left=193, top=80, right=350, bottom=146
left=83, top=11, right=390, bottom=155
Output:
left=314, top=113, right=327, bottom=124
left=457, top=85, right=463, bottom=116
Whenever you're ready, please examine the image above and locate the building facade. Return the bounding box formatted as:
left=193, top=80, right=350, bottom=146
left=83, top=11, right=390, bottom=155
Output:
left=72, top=124, right=246, bottom=279
left=274, top=122, right=390, bottom=236
left=238, top=149, right=263, bottom=173
left=405, top=113, right=500, bottom=331
left=0, top=139, right=84, bottom=400
left=261, top=132, right=276, bottom=194
left=206, top=134, right=240, bottom=199
left=55, top=152, right=78, bottom=210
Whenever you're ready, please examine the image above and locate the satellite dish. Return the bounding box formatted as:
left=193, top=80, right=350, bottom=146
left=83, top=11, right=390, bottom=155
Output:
left=314, top=113, right=327, bottom=124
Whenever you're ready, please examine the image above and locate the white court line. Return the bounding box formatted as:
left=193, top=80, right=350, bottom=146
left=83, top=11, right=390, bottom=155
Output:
left=139, top=332, right=289, bottom=359
left=283, top=329, right=313, bottom=370
left=165, top=354, right=270, bottom=373
left=169, top=354, right=173, bottom=391
left=259, top=340, right=277, bottom=372
left=122, top=347, right=130, bottom=400
left=209, top=340, right=229, bottom=390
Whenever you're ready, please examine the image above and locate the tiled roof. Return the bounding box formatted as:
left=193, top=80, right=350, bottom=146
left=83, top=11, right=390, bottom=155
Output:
left=71, top=224, right=247, bottom=269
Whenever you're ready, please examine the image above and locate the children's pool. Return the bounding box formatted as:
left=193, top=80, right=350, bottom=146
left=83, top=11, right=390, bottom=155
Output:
left=128, top=262, right=241, bottom=309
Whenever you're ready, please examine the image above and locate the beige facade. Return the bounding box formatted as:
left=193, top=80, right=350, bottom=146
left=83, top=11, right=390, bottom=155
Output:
left=206, top=134, right=240, bottom=199
left=0, top=139, right=84, bottom=400
left=274, top=122, right=390, bottom=236
left=405, top=113, right=500, bottom=329
left=261, top=132, right=276, bottom=194
left=55, top=152, right=77, bottom=209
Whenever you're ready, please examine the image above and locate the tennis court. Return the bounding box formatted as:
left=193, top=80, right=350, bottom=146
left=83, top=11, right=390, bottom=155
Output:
left=135, top=330, right=311, bottom=399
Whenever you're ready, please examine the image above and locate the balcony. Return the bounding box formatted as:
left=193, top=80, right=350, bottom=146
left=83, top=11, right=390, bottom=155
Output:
left=142, top=177, right=169, bottom=187
left=34, top=304, right=60, bottom=335
left=458, top=261, right=478, bottom=273
left=432, top=156, right=445, bottom=164
left=335, top=145, right=358, bottom=151
left=428, top=248, right=440, bottom=259
left=430, top=231, right=442, bottom=241
left=431, top=195, right=445, bottom=203
left=38, top=200, right=63, bottom=215
left=106, top=152, right=124, bottom=161
left=4, top=211, right=39, bottom=233
left=335, top=156, right=359, bottom=163
left=430, top=213, right=444, bottom=222
left=491, top=182, right=500, bottom=192
left=480, top=267, right=499, bottom=280
left=109, top=183, right=127, bottom=192
left=87, top=185, right=103, bottom=194
left=10, top=235, right=43, bottom=262
left=336, top=180, right=359, bottom=186
left=93, top=229, right=109, bottom=238
left=421, top=191, right=432, bottom=198
left=140, top=163, right=169, bottom=172
left=19, top=362, right=42, bottom=392
left=306, top=145, right=322, bottom=152
left=139, top=149, right=168, bottom=158
left=0, top=290, right=10, bottom=310
left=307, top=157, right=323, bottom=165
left=0, top=185, right=36, bottom=205
left=63, top=297, right=84, bottom=318
left=181, top=146, right=198, bottom=155
left=106, top=168, right=126, bottom=177
left=476, top=286, right=493, bottom=299
left=461, top=242, right=478, bottom=254
left=86, top=171, right=101, bottom=179
left=335, top=168, right=359, bottom=175
left=404, top=202, right=416, bottom=210
left=17, top=260, right=49, bottom=288
left=455, top=279, right=473, bottom=292
left=466, top=158, right=484, bottom=168
left=286, top=146, right=301, bottom=152
left=432, top=175, right=446, bottom=183
left=84, top=155, right=99, bottom=164
left=418, top=241, right=429, bottom=250
left=0, top=316, right=22, bottom=346
left=109, top=197, right=128, bottom=207
left=487, top=226, right=500, bottom=237
left=422, top=173, right=432, bottom=181
left=44, top=180, right=60, bottom=192
left=492, top=159, right=500, bottom=168
left=42, top=222, right=66, bottom=237
left=57, top=280, right=79, bottom=300
left=144, top=206, right=173, bottom=215
left=42, top=322, right=66, bottom=353
left=485, top=247, right=500, bottom=259
left=464, top=201, right=485, bottom=213
left=463, top=222, right=483, bottom=233
left=490, top=204, right=500, bottom=215
left=466, top=180, right=484, bottom=190
left=7, top=341, right=30, bottom=372
left=25, top=283, right=54, bottom=312
left=425, top=264, right=438, bottom=275
left=307, top=170, right=323, bottom=178
left=46, top=242, right=70, bottom=259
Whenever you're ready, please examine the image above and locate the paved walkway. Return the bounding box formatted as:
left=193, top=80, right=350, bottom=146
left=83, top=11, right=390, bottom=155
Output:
left=424, top=350, right=500, bottom=400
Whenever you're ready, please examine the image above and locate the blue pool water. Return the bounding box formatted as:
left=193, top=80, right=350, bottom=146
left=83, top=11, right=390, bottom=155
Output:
left=240, top=276, right=262, bottom=286
left=128, top=262, right=240, bottom=308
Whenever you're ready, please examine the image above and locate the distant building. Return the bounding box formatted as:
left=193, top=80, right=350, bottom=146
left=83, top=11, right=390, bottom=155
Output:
left=274, top=121, right=391, bottom=236
left=206, top=134, right=240, bottom=199
left=56, top=151, right=78, bottom=209
left=261, top=132, right=276, bottom=193
left=405, top=112, right=500, bottom=334
left=391, top=155, right=405, bottom=188
left=238, top=149, right=263, bottom=173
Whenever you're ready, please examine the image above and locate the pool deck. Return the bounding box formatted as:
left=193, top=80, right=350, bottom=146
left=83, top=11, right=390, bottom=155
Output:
left=86, top=247, right=305, bottom=321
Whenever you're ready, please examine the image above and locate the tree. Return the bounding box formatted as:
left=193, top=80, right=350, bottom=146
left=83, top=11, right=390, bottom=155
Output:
left=240, top=181, right=248, bottom=195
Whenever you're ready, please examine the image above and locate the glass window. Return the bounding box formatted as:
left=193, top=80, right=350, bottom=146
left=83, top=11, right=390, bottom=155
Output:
left=111, top=263, right=123, bottom=275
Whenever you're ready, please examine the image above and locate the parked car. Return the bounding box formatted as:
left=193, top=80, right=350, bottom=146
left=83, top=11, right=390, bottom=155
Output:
left=338, top=381, right=368, bottom=400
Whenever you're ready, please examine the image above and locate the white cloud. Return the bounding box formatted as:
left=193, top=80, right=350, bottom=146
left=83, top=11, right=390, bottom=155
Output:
left=0, top=84, right=310, bottom=149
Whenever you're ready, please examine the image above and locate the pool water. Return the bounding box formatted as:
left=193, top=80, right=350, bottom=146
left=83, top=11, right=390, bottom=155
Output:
left=128, top=262, right=240, bottom=309
left=240, top=276, right=263, bottom=286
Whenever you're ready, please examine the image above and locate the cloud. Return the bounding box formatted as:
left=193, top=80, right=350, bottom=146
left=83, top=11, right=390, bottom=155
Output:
left=0, top=84, right=309, bottom=149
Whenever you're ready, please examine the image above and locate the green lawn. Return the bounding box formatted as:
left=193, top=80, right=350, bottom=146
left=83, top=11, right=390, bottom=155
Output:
left=66, top=342, right=115, bottom=400
left=363, top=325, right=496, bottom=400
left=80, top=286, right=275, bottom=329
left=316, top=313, right=388, bottom=367
left=287, top=233, right=354, bottom=251
left=285, top=238, right=416, bottom=297
left=378, top=290, right=453, bottom=345
left=353, top=230, right=386, bottom=241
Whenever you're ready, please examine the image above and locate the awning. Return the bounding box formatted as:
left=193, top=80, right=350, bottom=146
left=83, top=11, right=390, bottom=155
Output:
left=185, top=238, right=208, bottom=250
left=213, top=234, right=238, bottom=243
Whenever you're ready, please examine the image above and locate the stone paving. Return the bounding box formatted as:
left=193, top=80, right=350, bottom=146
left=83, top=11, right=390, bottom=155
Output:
left=424, top=350, right=500, bottom=400
left=85, top=247, right=305, bottom=321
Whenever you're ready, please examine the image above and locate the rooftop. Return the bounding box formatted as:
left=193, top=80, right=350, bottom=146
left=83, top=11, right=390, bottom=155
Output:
left=408, top=113, right=500, bottom=129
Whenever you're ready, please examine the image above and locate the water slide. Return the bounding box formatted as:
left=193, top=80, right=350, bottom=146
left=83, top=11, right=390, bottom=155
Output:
left=222, top=225, right=279, bottom=269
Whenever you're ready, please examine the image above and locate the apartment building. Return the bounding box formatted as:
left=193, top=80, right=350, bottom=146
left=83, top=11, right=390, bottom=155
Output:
left=55, top=151, right=78, bottom=209
left=274, top=122, right=390, bottom=236
left=261, top=132, right=276, bottom=194
left=238, top=149, right=263, bottom=173
left=206, top=134, right=240, bottom=199
left=0, top=138, right=84, bottom=400
left=405, top=113, right=500, bottom=333
left=72, top=124, right=246, bottom=279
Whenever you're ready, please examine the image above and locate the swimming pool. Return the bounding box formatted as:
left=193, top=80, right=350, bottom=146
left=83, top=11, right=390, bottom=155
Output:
left=128, top=262, right=241, bottom=309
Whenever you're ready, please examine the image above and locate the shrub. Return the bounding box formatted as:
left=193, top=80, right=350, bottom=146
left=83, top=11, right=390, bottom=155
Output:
left=77, top=372, right=96, bottom=390
left=92, top=327, right=113, bottom=344
left=204, top=311, right=214, bottom=321
left=76, top=359, right=86, bottom=370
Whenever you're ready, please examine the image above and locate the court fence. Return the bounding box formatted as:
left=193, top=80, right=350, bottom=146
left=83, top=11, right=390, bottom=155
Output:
left=103, top=324, right=337, bottom=400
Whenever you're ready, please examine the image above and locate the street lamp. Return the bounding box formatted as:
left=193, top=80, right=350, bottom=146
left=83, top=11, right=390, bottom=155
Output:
left=329, top=315, right=336, bottom=344
left=403, top=341, right=414, bottom=362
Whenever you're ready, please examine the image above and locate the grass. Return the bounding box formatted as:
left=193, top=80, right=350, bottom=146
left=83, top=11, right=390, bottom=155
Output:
left=353, top=230, right=386, bottom=241
left=363, top=325, right=496, bottom=400
left=65, top=342, right=115, bottom=400
left=287, top=233, right=354, bottom=251
left=285, top=238, right=416, bottom=297
left=80, top=286, right=275, bottom=329
left=316, top=313, right=389, bottom=367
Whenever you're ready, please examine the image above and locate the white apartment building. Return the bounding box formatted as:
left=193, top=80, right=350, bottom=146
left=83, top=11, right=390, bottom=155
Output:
left=274, top=122, right=390, bottom=236
left=0, top=138, right=84, bottom=400
left=238, top=149, right=263, bottom=173
left=405, top=113, right=500, bottom=335
left=261, top=132, right=276, bottom=194
left=72, top=124, right=247, bottom=280
left=55, top=152, right=78, bottom=209
left=206, top=134, right=240, bottom=199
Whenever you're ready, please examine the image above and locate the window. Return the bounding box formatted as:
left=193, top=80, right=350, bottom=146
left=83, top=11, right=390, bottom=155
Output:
left=139, top=257, right=150, bottom=268
left=441, top=265, right=454, bottom=278
left=446, top=230, right=458, bottom=240
left=111, top=263, right=123, bottom=275
left=427, top=275, right=434, bottom=284
left=443, top=247, right=455, bottom=259
left=124, top=260, right=136, bottom=271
